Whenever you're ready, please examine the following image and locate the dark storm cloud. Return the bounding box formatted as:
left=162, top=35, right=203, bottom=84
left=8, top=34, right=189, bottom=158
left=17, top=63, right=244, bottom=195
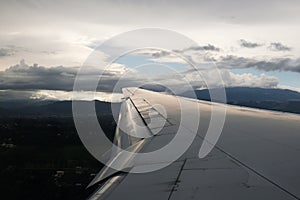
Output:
left=0, top=60, right=120, bottom=91
left=239, top=39, right=263, bottom=48
left=0, top=61, right=77, bottom=90
left=269, top=42, right=291, bottom=51
left=218, top=55, right=300, bottom=73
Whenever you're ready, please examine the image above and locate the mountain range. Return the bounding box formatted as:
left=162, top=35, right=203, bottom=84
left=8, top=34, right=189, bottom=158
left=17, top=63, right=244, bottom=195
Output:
left=183, top=87, right=300, bottom=114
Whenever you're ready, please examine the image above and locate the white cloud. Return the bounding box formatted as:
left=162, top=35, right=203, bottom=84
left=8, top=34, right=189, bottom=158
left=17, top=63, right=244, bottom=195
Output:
left=30, top=90, right=123, bottom=102
left=183, top=69, right=279, bottom=89
left=220, top=70, right=278, bottom=88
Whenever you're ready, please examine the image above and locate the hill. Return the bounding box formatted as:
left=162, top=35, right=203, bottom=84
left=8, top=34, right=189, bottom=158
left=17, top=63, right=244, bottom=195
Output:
left=182, top=87, right=300, bottom=114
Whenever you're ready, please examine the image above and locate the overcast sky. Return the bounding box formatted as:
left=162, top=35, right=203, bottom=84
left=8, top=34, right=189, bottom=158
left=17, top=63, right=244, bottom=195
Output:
left=0, top=0, right=300, bottom=101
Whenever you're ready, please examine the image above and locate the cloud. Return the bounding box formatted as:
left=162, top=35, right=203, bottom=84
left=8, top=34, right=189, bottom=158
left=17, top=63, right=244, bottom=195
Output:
left=143, top=48, right=300, bottom=74
left=220, top=70, right=278, bottom=88
left=0, top=60, right=78, bottom=91
left=217, top=55, right=300, bottom=73
left=0, top=53, right=295, bottom=101
left=278, top=85, right=300, bottom=93
left=269, top=42, right=291, bottom=51
left=141, top=67, right=279, bottom=95
left=0, top=60, right=132, bottom=92
left=0, top=58, right=281, bottom=98
left=143, top=44, right=220, bottom=59
left=0, top=48, right=13, bottom=57
left=0, top=89, right=124, bottom=102
left=138, top=45, right=220, bottom=64
left=2, top=0, right=300, bottom=28
left=150, top=50, right=171, bottom=58
left=1, top=1, right=299, bottom=70
left=176, top=44, right=221, bottom=53
left=182, top=68, right=278, bottom=89
left=30, top=90, right=123, bottom=102
left=0, top=45, right=20, bottom=57
left=245, top=58, right=300, bottom=72
left=239, top=39, right=263, bottom=48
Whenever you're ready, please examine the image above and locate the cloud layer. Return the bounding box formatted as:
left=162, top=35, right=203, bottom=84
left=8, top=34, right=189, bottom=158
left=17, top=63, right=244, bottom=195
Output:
left=0, top=58, right=281, bottom=96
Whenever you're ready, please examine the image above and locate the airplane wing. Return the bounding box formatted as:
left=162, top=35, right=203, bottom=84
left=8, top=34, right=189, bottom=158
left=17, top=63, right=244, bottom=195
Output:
left=88, top=87, right=300, bottom=200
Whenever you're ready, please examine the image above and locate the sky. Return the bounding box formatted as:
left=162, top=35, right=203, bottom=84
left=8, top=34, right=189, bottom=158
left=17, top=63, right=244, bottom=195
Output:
left=0, top=0, right=300, bottom=101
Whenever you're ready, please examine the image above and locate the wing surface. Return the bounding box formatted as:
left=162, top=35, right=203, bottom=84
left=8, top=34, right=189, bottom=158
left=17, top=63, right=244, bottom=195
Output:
left=89, top=88, right=300, bottom=200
